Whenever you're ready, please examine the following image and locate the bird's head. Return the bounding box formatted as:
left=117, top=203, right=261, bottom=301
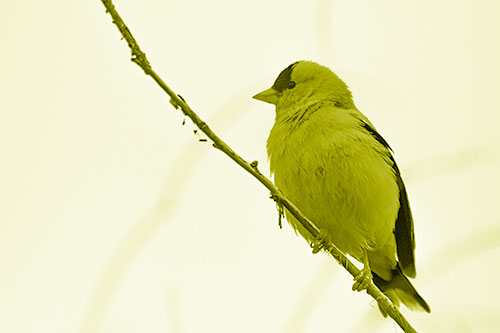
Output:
left=253, top=61, right=355, bottom=114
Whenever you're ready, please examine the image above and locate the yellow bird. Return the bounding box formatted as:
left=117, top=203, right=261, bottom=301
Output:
left=253, top=61, right=430, bottom=313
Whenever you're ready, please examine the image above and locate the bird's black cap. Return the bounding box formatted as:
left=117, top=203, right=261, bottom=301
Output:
left=272, top=61, right=299, bottom=92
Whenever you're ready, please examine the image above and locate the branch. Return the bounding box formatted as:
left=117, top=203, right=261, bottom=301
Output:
left=99, top=1, right=418, bottom=332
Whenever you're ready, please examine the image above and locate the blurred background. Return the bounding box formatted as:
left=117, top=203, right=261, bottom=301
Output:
left=1, top=0, right=500, bottom=332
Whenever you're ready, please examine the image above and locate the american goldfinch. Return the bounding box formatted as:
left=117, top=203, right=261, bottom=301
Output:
left=253, top=61, right=430, bottom=313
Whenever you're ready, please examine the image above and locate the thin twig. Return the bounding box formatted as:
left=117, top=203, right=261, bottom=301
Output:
left=99, top=1, right=418, bottom=332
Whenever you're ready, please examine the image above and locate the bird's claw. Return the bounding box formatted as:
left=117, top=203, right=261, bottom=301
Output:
left=352, top=266, right=372, bottom=292
left=310, top=239, right=325, bottom=254
left=270, top=194, right=284, bottom=229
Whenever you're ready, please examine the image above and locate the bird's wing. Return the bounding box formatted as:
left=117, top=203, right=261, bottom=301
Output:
left=355, top=116, right=417, bottom=278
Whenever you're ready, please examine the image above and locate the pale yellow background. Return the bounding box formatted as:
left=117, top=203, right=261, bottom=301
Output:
left=1, top=1, right=500, bottom=332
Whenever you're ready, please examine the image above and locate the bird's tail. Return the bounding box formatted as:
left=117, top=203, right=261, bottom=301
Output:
left=372, top=264, right=430, bottom=316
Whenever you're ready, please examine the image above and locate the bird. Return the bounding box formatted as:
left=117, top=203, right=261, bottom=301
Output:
left=252, top=60, right=430, bottom=314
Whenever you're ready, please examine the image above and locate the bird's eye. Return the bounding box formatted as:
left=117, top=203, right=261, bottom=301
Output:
left=287, top=81, right=296, bottom=89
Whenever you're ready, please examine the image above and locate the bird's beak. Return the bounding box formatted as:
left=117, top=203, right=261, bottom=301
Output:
left=252, top=87, right=279, bottom=105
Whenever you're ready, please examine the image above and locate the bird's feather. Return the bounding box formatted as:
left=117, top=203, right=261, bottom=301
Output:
left=360, top=121, right=416, bottom=278
left=373, top=264, right=430, bottom=313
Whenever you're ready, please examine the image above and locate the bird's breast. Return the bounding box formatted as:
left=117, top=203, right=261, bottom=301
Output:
left=266, top=108, right=399, bottom=258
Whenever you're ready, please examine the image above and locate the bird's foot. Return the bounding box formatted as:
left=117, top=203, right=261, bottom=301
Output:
left=310, top=239, right=324, bottom=254
left=310, top=230, right=331, bottom=254
left=352, top=264, right=372, bottom=292
left=269, top=193, right=284, bottom=229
